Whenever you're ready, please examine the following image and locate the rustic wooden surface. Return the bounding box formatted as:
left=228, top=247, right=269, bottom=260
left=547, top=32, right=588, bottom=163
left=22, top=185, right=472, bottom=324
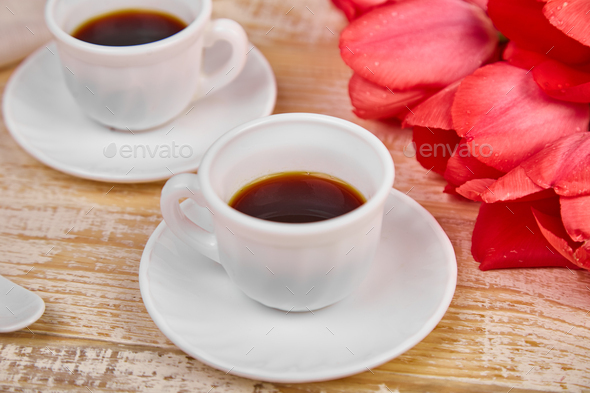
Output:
left=1, top=0, right=589, bottom=392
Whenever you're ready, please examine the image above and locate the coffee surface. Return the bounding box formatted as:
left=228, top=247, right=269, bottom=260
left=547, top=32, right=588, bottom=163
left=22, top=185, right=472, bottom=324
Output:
left=229, top=172, right=366, bottom=223
left=72, top=9, right=187, bottom=46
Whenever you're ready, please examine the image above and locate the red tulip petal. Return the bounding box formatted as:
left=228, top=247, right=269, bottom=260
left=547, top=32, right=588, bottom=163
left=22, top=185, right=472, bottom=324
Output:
left=353, top=0, right=389, bottom=6
left=455, top=168, right=536, bottom=202
left=502, top=43, right=590, bottom=102
left=466, top=0, right=488, bottom=10
left=443, top=183, right=461, bottom=196
left=503, top=41, right=550, bottom=70
left=522, top=133, right=590, bottom=197
left=412, top=126, right=461, bottom=175
left=473, top=198, right=581, bottom=270
left=532, top=208, right=582, bottom=266
left=480, top=166, right=546, bottom=202
left=444, top=139, right=505, bottom=186
left=488, top=0, right=590, bottom=65
left=574, top=243, right=590, bottom=270
left=403, top=80, right=461, bottom=130
left=444, top=154, right=503, bottom=187
left=332, top=0, right=359, bottom=21
left=543, top=0, right=590, bottom=48
left=560, top=195, right=590, bottom=243
left=331, top=0, right=390, bottom=21
left=532, top=59, right=590, bottom=103
left=451, top=62, right=589, bottom=173
left=339, top=0, right=498, bottom=89
left=349, top=73, right=435, bottom=119
left=456, top=178, right=495, bottom=201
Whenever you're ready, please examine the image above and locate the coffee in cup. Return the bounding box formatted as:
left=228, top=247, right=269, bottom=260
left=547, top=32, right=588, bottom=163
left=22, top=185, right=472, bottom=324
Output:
left=229, top=171, right=366, bottom=223
left=72, top=9, right=187, bottom=47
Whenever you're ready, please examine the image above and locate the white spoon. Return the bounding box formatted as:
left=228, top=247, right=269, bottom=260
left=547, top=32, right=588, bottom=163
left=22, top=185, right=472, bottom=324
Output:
left=0, top=274, right=45, bottom=333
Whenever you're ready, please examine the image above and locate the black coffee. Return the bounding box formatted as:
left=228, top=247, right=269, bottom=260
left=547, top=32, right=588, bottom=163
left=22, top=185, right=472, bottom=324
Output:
left=229, top=172, right=366, bottom=223
left=72, top=9, right=187, bottom=46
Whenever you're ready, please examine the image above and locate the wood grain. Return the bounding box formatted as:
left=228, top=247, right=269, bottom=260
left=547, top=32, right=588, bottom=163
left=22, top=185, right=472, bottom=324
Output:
left=0, top=0, right=589, bottom=392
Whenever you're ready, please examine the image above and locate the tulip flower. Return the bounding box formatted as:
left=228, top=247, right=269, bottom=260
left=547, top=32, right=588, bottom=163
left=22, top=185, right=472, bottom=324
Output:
left=457, top=133, right=590, bottom=270
left=332, top=0, right=590, bottom=271
left=489, top=0, right=590, bottom=103
left=405, top=62, right=589, bottom=190
left=337, top=0, right=498, bottom=120
left=451, top=62, right=589, bottom=173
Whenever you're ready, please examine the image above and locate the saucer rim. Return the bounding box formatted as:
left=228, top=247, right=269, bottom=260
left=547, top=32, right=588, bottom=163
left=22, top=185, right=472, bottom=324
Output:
left=2, top=41, right=277, bottom=184
left=139, top=188, right=457, bottom=383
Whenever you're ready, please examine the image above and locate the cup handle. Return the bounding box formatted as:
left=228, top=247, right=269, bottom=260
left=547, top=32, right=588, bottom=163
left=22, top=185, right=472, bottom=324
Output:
left=195, top=18, right=249, bottom=99
left=161, top=173, right=220, bottom=263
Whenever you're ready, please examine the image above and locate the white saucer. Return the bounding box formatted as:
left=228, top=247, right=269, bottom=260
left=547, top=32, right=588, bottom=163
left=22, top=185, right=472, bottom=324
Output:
left=2, top=42, right=277, bottom=183
left=139, top=189, right=457, bottom=383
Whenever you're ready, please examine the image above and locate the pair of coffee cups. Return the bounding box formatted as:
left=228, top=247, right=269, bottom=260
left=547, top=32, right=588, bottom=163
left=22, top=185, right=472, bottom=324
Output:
left=47, top=0, right=395, bottom=312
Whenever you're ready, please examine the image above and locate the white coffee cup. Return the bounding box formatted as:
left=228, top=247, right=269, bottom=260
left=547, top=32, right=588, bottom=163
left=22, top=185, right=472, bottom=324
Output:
left=160, top=113, right=395, bottom=311
left=45, top=0, right=248, bottom=130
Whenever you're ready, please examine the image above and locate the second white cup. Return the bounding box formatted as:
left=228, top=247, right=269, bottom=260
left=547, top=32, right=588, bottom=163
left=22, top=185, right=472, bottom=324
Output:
left=160, top=113, right=395, bottom=312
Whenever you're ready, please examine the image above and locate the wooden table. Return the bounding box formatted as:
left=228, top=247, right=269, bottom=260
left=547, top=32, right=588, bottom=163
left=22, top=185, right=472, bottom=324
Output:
left=1, top=1, right=589, bottom=391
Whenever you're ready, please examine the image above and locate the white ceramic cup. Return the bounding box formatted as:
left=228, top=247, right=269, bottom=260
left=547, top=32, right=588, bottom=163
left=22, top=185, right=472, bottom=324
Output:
left=160, top=113, right=395, bottom=311
left=45, top=0, right=248, bottom=130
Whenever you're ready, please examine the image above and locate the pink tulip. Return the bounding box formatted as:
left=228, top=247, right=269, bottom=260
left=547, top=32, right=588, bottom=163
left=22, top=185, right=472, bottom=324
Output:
left=336, top=0, right=498, bottom=120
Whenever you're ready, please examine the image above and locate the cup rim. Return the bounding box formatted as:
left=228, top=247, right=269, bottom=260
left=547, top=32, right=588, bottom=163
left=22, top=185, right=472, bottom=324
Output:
left=45, top=0, right=211, bottom=56
left=198, top=113, right=395, bottom=236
